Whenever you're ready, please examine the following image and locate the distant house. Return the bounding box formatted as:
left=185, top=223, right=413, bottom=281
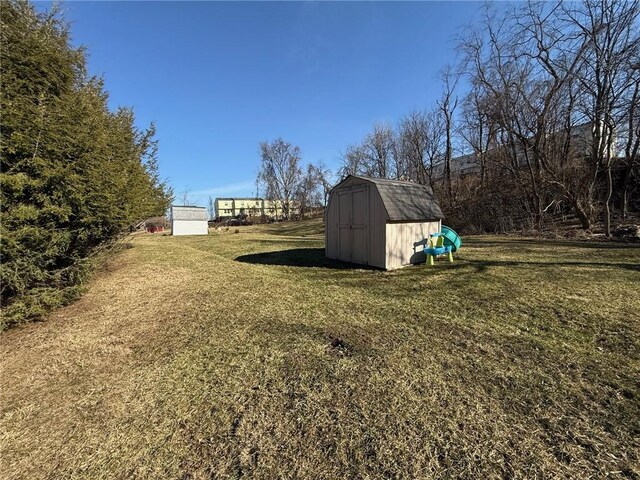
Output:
left=170, top=206, right=208, bottom=236
left=133, top=216, right=168, bottom=233
left=325, top=175, right=444, bottom=270
left=215, top=197, right=299, bottom=220
left=143, top=216, right=168, bottom=233
left=215, top=198, right=263, bottom=219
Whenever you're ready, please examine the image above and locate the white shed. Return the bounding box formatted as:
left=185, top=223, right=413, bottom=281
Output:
left=170, top=206, right=209, bottom=236
left=325, top=175, right=444, bottom=270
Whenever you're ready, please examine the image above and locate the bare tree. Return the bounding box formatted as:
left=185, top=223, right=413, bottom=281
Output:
left=207, top=195, right=215, bottom=220
left=338, top=124, right=397, bottom=179
left=437, top=65, right=459, bottom=200
left=180, top=188, right=191, bottom=206
left=338, top=143, right=367, bottom=178
left=459, top=84, right=499, bottom=190
left=459, top=8, right=546, bottom=227
left=397, top=109, right=444, bottom=187
left=314, top=162, right=334, bottom=206
left=562, top=0, right=640, bottom=235
left=361, top=123, right=397, bottom=179
left=459, top=2, right=598, bottom=229
left=296, top=164, right=326, bottom=218
left=620, top=76, right=640, bottom=218
left=258, top=138, right=303, bottom=219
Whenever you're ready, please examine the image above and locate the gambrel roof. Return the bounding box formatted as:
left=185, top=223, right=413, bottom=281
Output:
left=170, top=206, right=208, bottom=221
left=338, top=175, right=444, bottom=221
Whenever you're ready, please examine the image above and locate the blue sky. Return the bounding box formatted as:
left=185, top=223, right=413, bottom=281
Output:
left=40, top=1, right=486, bottom=205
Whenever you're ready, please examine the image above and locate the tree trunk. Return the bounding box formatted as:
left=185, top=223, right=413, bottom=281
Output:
left=604, top=126, right=616, bottom=237
left=445, top=124, right=453, bottom=200
left=571, top=198, right=591, bottom=230
left=479, top=162, right=485, bottom=190
left=621, top=163, right=634, bottom=219
left=604, top=165, right=613, bottom=236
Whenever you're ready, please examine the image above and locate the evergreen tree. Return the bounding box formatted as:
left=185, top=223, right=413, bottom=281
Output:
left=0, top=1, right=172, bottom=327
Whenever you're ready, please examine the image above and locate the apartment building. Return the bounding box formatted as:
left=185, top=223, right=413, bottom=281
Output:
left=438, top=122, right=616, bottom=180
left=214, top=198, right=297, bottom=219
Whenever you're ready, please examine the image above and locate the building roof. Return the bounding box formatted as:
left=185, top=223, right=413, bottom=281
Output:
left=342, top=175, right=444, bottom=221
left=215, top=197, right=262, bottom=201
left=171, top=205, right=208, bottom=221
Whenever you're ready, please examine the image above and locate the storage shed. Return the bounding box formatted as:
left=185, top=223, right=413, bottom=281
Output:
left=325, top=175, right=444, bottom=270
left=170, top=206, right=209, bottom=236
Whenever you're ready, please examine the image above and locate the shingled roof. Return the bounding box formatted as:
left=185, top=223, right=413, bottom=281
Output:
left=171, top=205, right=208, bottom=221
left=346, top=175, right=444, bottom=221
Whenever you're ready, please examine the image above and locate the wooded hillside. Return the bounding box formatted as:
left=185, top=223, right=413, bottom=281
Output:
left=339, top=1, right=640, bottom=235
left=0, top=1, right=172, bottom=328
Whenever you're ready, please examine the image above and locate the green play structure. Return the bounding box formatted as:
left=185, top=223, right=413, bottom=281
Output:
left=423, top=225, right=462, bottom=266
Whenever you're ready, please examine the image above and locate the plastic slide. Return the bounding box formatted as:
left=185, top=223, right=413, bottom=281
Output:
left=440, top=225, right=462, bottom=252
left=423, top=226, right=462, bottom=265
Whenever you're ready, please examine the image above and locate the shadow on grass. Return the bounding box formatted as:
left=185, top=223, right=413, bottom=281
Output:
left=464, top=237, right=640, bottom=250
left=251, top=238, right=321, bottom=245
left=449, top=259, right=640, bottom=273
left=235, top=248, right=378, bottom=270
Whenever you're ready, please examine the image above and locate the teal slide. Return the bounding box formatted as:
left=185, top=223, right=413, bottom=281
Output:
left=440, top=225, right=462, bottom=252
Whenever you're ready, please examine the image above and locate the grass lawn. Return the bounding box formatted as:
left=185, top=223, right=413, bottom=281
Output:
left=1, top=218, right=639, bottom=479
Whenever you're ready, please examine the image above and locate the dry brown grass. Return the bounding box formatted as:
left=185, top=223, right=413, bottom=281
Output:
left=1, top=219, right=639, bottom=479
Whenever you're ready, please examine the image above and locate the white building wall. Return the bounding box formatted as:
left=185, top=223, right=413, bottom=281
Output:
left=171, top=220, right=208, bottom=236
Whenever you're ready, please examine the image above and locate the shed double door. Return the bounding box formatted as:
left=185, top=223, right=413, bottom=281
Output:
left=337, top=186, right=369, bottom=264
